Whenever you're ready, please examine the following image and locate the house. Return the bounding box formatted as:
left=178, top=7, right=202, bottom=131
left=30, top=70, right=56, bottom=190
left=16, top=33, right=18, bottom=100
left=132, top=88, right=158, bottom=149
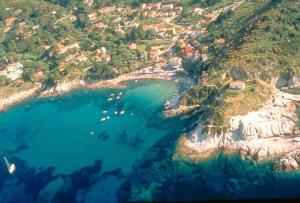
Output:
left=162, top=4, right=174, bottom=11
left=102, top=54, right=111, bottom=63
left=57, top=42, right=80, bottom=55
left=214, top=38, right=225, bottom=45
left=202, top=45, right=209, bottom=52
left=99, top=6, right=115, bottom=15
left=128, top=43, right=137, bottom=50
left=95, top=22, right=108, bottom=29
left=142, top=24, right=157, bottom=32
left=153, top=3, right=161, bottom=10
left=83, top=0, right=94, bottom=6
left=149, top=49, right=161, bottom=61
left=169, top=57, right=182, bottom=67
left=166, top=27, right=176, bottom=35
left=100, top=47, right=107, bottom=54
left=76, top=54, right=87, bottom=63
left=201, top=53, right=208, bottom=62
left=193, top=50, right=201, bottom=61
left=229, top=81, right=245, bottom=90
left=182, top=46, right=193, bottom=58
left=4, top=17, right=16, bottom=32
left=5, top=62, right=24, bottom=80
left=140, top=3, right=147, bottom=10
left=88, top=12, right=98, bottom=21
left=194, top=8, right=204, bottom=15
left=154, top=62, right=166, bottom=69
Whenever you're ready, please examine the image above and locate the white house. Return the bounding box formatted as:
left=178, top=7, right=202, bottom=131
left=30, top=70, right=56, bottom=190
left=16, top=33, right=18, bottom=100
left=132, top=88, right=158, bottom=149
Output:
left=2, top=62, right=24, bottom=80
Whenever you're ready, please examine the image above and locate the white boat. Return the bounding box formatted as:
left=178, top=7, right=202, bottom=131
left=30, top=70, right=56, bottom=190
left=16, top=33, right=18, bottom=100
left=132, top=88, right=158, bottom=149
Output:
left=114, top=111, right=118, bottom=115
left=116, top=96, right=121, bottom=100
left=102, top=110, right=108, bottom=114
left=120, top=110, right=125, bottom=115
left=110, top=93, right=115, bottom=97
left=131, top=113, right=134, bottom=116
left=100, top=117, right=107, bottom=122
left=119, top=92, right=123, bottom=96
left=107, top=98, right=113, bottom=101
left=106, top=116, right=111, bottom=120
left=90, top=131, right=95, bottom=135
left=3, top=157, right=16, bottom=175
left=135, top=80, right=138, bottom=83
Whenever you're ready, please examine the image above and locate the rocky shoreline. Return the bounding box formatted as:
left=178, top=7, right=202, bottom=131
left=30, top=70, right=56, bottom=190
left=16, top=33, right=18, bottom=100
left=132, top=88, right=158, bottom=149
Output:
left=175, top=88, right=300, bottom=172
left=0, top=84, right=42, bottom=112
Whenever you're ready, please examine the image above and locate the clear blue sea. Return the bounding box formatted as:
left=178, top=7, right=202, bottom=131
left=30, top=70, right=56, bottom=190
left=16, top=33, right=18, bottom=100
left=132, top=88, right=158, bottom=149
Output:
left=0, top=80, right=300, bottom=202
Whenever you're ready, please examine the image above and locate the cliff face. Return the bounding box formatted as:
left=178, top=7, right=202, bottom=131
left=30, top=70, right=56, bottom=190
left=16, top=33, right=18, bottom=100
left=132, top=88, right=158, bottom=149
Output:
left=180, top=90, right=300, bottom=172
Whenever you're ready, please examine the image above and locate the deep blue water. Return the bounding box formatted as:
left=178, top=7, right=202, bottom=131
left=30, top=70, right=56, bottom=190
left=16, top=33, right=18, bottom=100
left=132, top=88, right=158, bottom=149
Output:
left=0, top=80, right=300, bottom=202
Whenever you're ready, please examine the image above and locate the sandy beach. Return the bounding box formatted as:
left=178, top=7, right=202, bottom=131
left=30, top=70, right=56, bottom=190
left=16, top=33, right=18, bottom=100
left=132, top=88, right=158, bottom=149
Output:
left=0, top=68, right=191, bottom=112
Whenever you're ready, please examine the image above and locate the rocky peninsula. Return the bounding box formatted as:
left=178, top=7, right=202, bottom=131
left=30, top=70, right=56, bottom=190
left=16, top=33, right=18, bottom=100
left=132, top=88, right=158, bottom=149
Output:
left=175, top=87, right=300, bottom=172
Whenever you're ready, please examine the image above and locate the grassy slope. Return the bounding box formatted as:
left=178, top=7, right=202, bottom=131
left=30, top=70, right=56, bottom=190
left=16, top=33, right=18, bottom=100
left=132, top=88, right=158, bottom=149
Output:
left=182, top=0, right=300, bottom=133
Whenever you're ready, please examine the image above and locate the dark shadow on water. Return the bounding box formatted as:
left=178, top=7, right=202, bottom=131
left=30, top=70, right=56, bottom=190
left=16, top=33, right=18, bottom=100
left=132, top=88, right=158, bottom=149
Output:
left=53, top=160, right=102, bottom=203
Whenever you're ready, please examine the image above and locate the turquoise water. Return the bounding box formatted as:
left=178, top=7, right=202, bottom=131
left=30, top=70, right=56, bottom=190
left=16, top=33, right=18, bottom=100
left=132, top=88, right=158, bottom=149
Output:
left=0, top=80, right=186, bottom=203
left=1, top=80, right=300, bottom=202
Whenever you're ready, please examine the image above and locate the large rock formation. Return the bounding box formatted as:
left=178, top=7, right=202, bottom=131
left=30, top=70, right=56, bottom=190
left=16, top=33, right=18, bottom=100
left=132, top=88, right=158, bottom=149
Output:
left=179, top=90, right=300, bottom=172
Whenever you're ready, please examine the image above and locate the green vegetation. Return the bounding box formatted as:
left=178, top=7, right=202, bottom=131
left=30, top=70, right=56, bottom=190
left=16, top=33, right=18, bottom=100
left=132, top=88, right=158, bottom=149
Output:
left=182, top=0, right=300, bottom=133
left=0, top=0, right=146, bottom=95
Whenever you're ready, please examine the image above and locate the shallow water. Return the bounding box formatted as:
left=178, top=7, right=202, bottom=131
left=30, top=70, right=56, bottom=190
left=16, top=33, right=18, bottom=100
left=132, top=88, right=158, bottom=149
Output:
left=1, top=81, right=300, bottom=202
left=0, top=80, right=185, bottom=203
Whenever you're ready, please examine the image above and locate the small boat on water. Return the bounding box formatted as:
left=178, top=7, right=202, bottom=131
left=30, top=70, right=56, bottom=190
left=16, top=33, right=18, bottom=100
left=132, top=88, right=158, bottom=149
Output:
left=106, top=116, right=110, bottom=120
left=135, top=80, right=138, bottom=83
left=107, top=98, right=113, bottom=101
left=3, top=157, right=15, bottom=175
left=90, top=131, right=95, bottom=135
left=120, top=110, right=125, bottom=115
left=131, top=113, right=134, bottom=116
left=116, top=96, right=121, bottom=100
left=110, top=93, right=115, bottom=97
left=114, top=111, right=118, bottom=115
left=102, top=110, right=108, bottom=114
left=100, top=117, right=107, bottom=122
left=119, top=92, right=123, bottom=95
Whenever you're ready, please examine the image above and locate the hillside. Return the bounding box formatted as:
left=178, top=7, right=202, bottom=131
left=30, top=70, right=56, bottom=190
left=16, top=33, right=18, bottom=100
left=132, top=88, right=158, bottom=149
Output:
left=180, top=0, right=300, bottom=133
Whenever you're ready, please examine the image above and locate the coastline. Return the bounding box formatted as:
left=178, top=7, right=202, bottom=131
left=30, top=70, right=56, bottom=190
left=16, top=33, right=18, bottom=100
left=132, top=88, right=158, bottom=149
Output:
left=0, top=69, right=192, bottom=112
left=175, top=88, right=300, bottom=172
left=0, top=84, right=42, bottom=112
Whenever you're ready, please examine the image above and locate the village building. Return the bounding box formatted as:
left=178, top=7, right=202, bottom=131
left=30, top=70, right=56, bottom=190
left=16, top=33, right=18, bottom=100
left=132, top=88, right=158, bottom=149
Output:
left=99, top=7, right=116, bottom=15
left=100, top=47, right=107, bottom=54
left=201, top=53, right=208, bottom=62
left=149, top=49, right=161, bottom=61
left=154, top=61, right=167, bottom=69
left=128, top=43, right=137, bottom=50
left=182, top=46, right=193, bottom=58
left=162, top=4, right=174, bottom=11
left=102, top=54, right=111, bottom=63
left=140, top=3, right=147, bottom=10
left=88, top=12, right=98, bottom=21
left=202, top=45, right=209, bottom=52
left=95, top=22, right=108, bottom=29
left=3, top=62, right=24, bottom=80
left=153, top=3, right=162, bottom=10
left=57, top=42, right=80, bottom=55
left=214, top=38, right=225, bottom=45
left=4, top=17, right=16, bottom=32
left=169, top=57, right=182, bottom=67
left=229, top=81, right=246, bottom=90
left=76, top=54, right=88, bottom=63
left=83, top=0, right=94, bottom=6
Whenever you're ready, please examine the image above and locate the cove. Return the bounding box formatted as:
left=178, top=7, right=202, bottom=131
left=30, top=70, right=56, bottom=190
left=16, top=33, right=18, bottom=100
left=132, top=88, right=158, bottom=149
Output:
left=0, top=80, right=186, bottom=203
